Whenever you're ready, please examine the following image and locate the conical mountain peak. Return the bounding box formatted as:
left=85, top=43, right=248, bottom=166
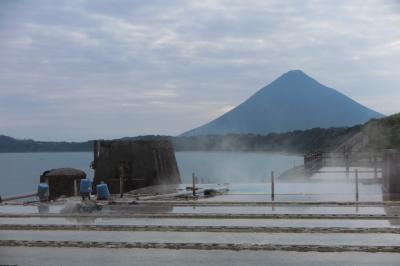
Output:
left=283, top=69, right=307, bottom=76
left=181, top=71, right=383, bottom=136
left=275, top=69, right=318, bottom=85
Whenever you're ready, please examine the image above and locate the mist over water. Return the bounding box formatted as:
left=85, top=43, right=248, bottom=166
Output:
left=0, top=152, right=302, bottom=196
left=176, top=151, right=302, bottom=183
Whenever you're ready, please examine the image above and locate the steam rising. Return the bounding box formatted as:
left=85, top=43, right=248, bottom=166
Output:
left=175, top=151, right=302, bottom=184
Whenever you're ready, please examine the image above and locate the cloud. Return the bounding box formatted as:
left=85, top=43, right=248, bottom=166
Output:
left=0, top=0, right=399, bottom=140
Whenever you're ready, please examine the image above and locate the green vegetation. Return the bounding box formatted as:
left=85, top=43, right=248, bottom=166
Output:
left=0, top=135, right=92, bottom=152
left=0, top=127, right=360, bottom=154
left=1, top=113, right=399, bottom=154
left=359, top=113, right=400, bottom=151
left=173, top=127, right=360, bottom=154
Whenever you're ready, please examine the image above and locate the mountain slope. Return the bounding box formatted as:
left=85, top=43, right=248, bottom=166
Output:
left=336, top=113, right=400, bottom=152
left=182, top=70, right=383, bottom=136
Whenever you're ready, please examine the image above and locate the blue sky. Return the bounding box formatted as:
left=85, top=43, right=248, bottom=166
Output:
left=0, top=0, right=400, bottom=141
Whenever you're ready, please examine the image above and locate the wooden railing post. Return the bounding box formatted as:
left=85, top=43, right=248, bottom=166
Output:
left=192, top=173, right=196, bottom=197
left=355, top=169, right=359, bottom=201
left=73, top=179, right=78, bottom=196
left=374, top=155, right=378, bottom=179
left=120, top=175, right=124, bottom=198
left=271, top=171, right=275, bottom=202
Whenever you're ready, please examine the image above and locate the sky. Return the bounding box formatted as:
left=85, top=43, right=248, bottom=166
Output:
left=0, top=0, right=400, bottom=141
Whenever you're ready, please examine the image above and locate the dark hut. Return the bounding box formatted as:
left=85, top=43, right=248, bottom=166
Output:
left=92, top=140, right=181, bottom=194
left=40, top=168, right=86, bottom=200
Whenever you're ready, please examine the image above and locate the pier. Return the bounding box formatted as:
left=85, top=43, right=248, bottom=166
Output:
left=303, top=149, right=400, bottom=199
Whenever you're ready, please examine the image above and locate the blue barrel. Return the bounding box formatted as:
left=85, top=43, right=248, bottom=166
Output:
left=79, top=179, right=92, bottom=194
left=96, top=183, right=110, bottom=200
left=37, top=183, right=49, bottom=201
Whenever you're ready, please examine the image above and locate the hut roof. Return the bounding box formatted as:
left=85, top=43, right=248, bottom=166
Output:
left=41, top=168, right=86, bottom=178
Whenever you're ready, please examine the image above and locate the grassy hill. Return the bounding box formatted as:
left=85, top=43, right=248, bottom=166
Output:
left=337, top=113, right=400, bottom=152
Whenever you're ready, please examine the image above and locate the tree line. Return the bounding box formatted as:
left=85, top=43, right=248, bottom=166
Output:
left=0, top=125, right=361, bottom=154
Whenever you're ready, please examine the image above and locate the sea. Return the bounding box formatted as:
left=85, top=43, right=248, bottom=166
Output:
left=0, top=151, right=302, bottom=196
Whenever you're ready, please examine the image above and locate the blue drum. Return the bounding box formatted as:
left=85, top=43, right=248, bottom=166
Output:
left=80, top=179, right=92, bottom=194
left=37, top=183, right=49, bottom=201
left=96, top=183, right=110, bottom=200
left=80, top=179, right=92, bottom=200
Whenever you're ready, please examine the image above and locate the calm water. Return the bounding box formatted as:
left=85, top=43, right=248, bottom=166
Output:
left=0, top=152, right=302, bottom=196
